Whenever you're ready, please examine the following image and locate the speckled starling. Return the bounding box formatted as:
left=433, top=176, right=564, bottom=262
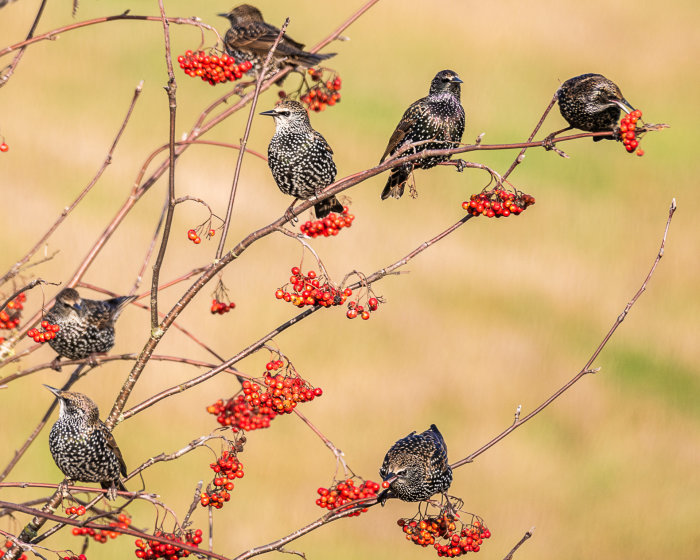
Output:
left=555, top=73, right=634, bottom=141
left=218, top=4, right=335, bottom=77
left=380, top=70, right=465, bottom=200
left=45, top=385, right=127, bottom=498
left=261, top=99, right=343, bottom=219
left=44, top=288, right=135, bottom=361
left=378, top=424, right=452, bottom=503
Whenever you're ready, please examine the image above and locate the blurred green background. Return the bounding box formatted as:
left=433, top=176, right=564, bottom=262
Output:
left=1, top=0, right=699, bottom=558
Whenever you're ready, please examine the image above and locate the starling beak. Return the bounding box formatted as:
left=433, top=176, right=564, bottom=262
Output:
left=218, top=4, right=335, bottom=76
left=554, top=73, right=635, bottom=142
left=378, top=424, right=452, bottom=504
left=380, top=70, right=466, bottom=200
left=45, top=288, right=136, bottom=361
left=45, top=385, right=127, bottom=499
left=262, top=99, right=342, bottom=219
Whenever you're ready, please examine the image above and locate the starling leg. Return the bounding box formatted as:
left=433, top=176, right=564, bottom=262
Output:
left=283, top=199, right=300, bottom=223
left=452, top=159, right=468, bottom=172
left=543, top=126, right=572, bottom=151
left=50, top=356, right=62, bottom=372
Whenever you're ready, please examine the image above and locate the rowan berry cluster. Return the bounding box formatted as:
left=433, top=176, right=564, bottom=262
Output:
left=207, top=395, right=277, bottom=432
left=210, top=277, right=235, bottom=315
left=72, top=514, right=132, bottom=544
left=346, top=296, right=380, bottom=320
left=398, top=512, right=491, bottom=557
left=462, top=188, right=535, bottom=218
left=27, top=321, right=60, bottom=343
left=275, top=267, right=351, bottom=309
left=300, top=206, right=355, bottom=238
left=134, top=529, right=202, bottom=559
left=315, top=478, right=381, bottom=517
left=62, top=555, right=87, bottom=560
left=299, top=69, right=342, bottom=112
left=187, top=226, right=217, bottom=245
left=0, top=293, right=25, bottom=330
left=0, top=541, right=26, bottom=560
left=64, top=505, right=87, bottom=516
left=178, top=50, right=253, bottom=85
left=200, top=450, right=245, bottom=509
left=619, top=109, right=644, bottom=156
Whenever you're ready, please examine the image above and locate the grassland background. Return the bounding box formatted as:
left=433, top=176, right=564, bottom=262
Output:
left=1, top=1, right=699, bottom=558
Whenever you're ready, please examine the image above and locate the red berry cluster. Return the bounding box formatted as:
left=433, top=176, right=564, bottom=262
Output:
left=200, top=450, right=245, bottom=509
left=27, top=321, right=60, bottom=343
left=346, top=296, right=379, bottom=320
left=256, top=363, right=323, bottom=414
left=178, top=50, right=253, bottom=85
left=300, top=206, right=355, bottom=238
left=65, top=505, right=87, bottom=516
left=72, top=514, right=132, bottom=543
left=0, top=541, right=27, bottom=560
left=297, top=69, right=342, bottom=112
left=207, top=395, right=277, bottom=432
left=619, top=109, right=644, bottom=156
left=134, top=529, right=202, bottom=559
left=462, top=188, right=535, bottom=218
left=0, top=293, right=25, bottom=330
left=211, top=299, right=235, bottom=314
left=398, top=513, right=491, bottom=557
left=63, top=555, right=87, bottom=560
left=315, top=478, right=381, bottom=516
left=275, top=267, right=351, bottom=309
left=186, top=227, right=215, bottom=245
left=0, top=142, right=8, bottom=153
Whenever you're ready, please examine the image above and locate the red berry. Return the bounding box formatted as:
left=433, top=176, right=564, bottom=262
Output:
left=0, top=143, right=8, bottom=152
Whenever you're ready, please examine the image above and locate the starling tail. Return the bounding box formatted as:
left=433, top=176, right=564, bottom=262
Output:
left=218, top=4, right=335, bottom=76
left=555, top=73, right=634, bottom=141
left=45, top=288, right=135, bottom=361
left=380, top=70, right=465, bottom=200
left=261, top=100, right=339, bottom=219
left=45, top=385, right=127, bottom=499
left=378, top=424, right=452, bottom=503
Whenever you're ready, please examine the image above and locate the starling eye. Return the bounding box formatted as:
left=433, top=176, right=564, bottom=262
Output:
left=279, top=110, right=290, bottom=116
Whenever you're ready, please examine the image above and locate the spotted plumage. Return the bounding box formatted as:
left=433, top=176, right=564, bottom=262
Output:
left=378, top=424, right=452, bottom=503
left=218, top=4, right=335, bottom=77
left=555, top=73, right=634, bottom=140
left=44, top=288, right=135, bottom=361
left=380, top=70, right=465, bottom=200
left=45, top=385, right=127, bottom=498
left=261, top=99, right=342, bottom=218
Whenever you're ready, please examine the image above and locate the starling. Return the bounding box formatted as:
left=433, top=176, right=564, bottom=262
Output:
left=44, top=288, right=135, bottom=362
left=379, top=70, right=465, bottom=200
left=378, top=424, right=452, bottom=503
left=553, top=73, right=634, bottom=141
left=45, top=385, right=127, bottom=499
left=218, top=4, right=335, bottom=76
left=261, top=99, right=343, bottom=219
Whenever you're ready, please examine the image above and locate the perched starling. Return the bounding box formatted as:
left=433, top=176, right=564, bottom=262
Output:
left=380, top=70, right=466, bottom=200
left=261, top=99, right=343, bottom=219
left=44, top=288, right=135, bottom=362
left=218, top=4, right=335, bottom=77
left=378, top=424, right=452, bottom=503
left=45, top=385, right=127, bottom=498
left=554, top=73, right=634, bottom=141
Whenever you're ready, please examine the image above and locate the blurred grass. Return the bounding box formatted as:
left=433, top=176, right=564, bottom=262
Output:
left=1, top=0, right=699, bottom=559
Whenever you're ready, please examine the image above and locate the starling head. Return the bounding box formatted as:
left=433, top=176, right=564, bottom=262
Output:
left=429, top=70, right=463, bottom=97
left=54, top=288, right=82, bottom=312
left=260, top=100, right=311, bottom=132
left=44, top=385, right=99, bottom=425
left=218, top=3, right=264, bottom=24
left=379, top=424, right=452, bottom=503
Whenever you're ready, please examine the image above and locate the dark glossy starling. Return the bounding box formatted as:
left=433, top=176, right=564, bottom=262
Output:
left=378, top=424, right=452, bottom=503
left=261, top=99, right=343, bottom=219
left=554, top=73, right=634, bottom=141
left=380, top=70, right=466, bottom=200
left=218, top=4, right=335, bottom=76
left=44, top=288, right=135, bottom=361
left=45, top=385, right=127, bottom=499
